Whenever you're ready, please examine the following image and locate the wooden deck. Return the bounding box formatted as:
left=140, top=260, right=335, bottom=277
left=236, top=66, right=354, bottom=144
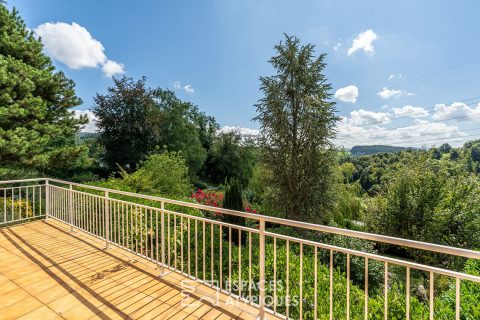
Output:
left=0, top=220, right=276, bottom=320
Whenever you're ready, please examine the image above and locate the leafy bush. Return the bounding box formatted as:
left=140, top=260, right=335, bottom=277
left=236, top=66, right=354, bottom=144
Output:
left=111, top=151, right=192, bottom=197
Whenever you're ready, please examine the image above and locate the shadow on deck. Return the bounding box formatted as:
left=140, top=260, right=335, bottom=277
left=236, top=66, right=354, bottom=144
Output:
left=0, top=220, right=273, bottom=320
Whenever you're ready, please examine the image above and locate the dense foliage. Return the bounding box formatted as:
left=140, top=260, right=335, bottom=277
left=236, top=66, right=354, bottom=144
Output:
left=0, top=5, right=88, bottom=174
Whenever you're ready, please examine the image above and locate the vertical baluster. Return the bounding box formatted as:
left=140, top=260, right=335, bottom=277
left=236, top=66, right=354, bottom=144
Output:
left=156, top=209, right=159, bottom=263
left=180, top=216, right=183, bottom=273
left=314, top=246, right=318, bottom=320
left=229, top=227, right=232, bottom=292
left=161, top=202, right=165, bottom=273
left=299, top=244, right=303, bottom=319
left=249, top=231, right=252, bottom=302
left=347, top=253, right=350, bottom=320
left=188, top=218, right=191, bottom=275
left=330, top=249, right=333, bottom=320
left=150, top=209, right=153, bottom=260
left=32, top=187, right=35, bottom=217
left=19, top=187, right=22, bottom=220
left=3, top=188, right=6, bottom=223
left=286, top=240, right=290, bottom=319
left=26, top=187, right=29, bottom=218
left=365, top=257, right=369, bottom=320
left=238, top=229, right=242, bottom=297
left=11, top=187, right=14, bottom=221
left=168, top=213, right=171, bottom=266
left=122, top=202, right=125, bottom=247
left=384, top=262, right=388, bottom=320
left=195, top=219, right=198, bottom=278
left=211, top=223, right=214, bottom=284
left=219, top=225, right=223, bottom=289
left=258, top=220, right=265, bottom=320
left=130, top=204, right=134, bottom=251
left=174, top=214, right=177, bottom=269
left=140, top=206, right=143, bottom=255
left=429, top=272, right=434, bottom=320
left=406, top=266, right=410, bottom=320
left=144, top=208, right=148, bottom=257
left=202, top=221, right=206, bottom=281
left=455, top=277, right=460, bottom=320
left=274, top=237, right=277, bottom=313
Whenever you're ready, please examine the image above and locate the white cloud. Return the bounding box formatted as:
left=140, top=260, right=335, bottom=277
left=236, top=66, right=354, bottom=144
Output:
left=347, top=109, right=390, bottom=126
left=335, top=117, right=463, bottom=148
left=102, top=60, right=124, bottom=77
left=173, top=81, right=194, bottom=94
left=392, top=105, right=429, bottom=118
left=377, top=87, right=414, bottom=99
left=74, top=110, right=97, bottom=132
left=220, top=126, right=259, bottom=136
left=34, top=22, right=124, bottom=77
left=333, top=42, right=342, bottom=51
left=432, top=102, right=480, bottom=122
left=184, top=84, right=194, bottom=93
left=388, top=74, right=394, bottom=80
left=347, top=29, right=378, bottom=56
left=334, top=85, right=359, bottom=103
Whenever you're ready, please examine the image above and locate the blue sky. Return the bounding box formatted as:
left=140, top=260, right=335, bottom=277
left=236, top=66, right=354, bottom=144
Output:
left=10, top=0, right=480, bottom=147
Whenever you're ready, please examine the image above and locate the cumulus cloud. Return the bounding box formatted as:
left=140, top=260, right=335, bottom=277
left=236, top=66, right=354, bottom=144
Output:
left=220, top=126, right=259, bottom=136
left=173, top=81, right=195, bottom=94
left=392, top=105, right=429, bottom=118
left=34, top=22, right=124, bottom=77
left=347, top=29, right=378, bottom=56
left=335, top=117, right=463, bottom=148
left=74, top=110, right=98, bottom=132
left=432, top=102, right=480, bottom=122
left=102, top=60, right=125, bottom=77
left=346, top=109, right=390, bottom=126
left=377, top=87, right=414, bottom=99
left=334, top=85, right=359, bottom=103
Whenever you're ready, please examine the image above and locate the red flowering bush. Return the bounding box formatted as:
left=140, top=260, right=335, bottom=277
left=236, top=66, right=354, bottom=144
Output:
left=191, top=189, right=223, bottom=207
left=244, top=206, right=257, bottom=214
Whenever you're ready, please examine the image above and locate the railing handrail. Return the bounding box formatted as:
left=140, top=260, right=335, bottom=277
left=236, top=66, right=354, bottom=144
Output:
left=2, top=177, right=480, bottom=260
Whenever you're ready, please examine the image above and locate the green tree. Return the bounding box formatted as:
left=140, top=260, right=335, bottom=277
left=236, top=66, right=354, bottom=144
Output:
left=92, top=76, right=161, bottom=172
left=205, top=131, right=255, bottom=186
left=254, top=34, right=339, bottom=222
left=0, top=5, right=88, bottom=172
left=430, top=147, right=441, bottom=160
left=223, top=178, right=246, bottom=245
left=439, top=143, right=452, bottom=153
left=154, top=90, right=208, bottom=177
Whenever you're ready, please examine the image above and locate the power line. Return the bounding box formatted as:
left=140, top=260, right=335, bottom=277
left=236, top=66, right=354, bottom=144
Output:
left=337, top=95, right=480, bottom=129
left=359, top=56, right=480, bottom=97
left=337, top=100, right=480, bottom=138
left=392, top=56, right=480, bottom=88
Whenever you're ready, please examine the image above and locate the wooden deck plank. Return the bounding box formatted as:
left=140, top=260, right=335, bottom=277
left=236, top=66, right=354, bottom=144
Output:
left=0, top=220, right=280, bottom=320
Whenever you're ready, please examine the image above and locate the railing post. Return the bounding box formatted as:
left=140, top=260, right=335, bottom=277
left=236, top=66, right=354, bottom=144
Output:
left=259, top=219, right=266, bottom=320
left=105, top=191, right=110, bottom=249
left=69, top=184, right=73, bottom=232
left=45, top=180, right=50, bottom=220
left=160, top=200, right=165, bottom=275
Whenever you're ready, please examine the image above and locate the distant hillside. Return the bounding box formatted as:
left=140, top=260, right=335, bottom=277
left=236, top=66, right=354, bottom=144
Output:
left=350, top=145, right=407, bottom=156
left=77, top=132, right=99, bottom=141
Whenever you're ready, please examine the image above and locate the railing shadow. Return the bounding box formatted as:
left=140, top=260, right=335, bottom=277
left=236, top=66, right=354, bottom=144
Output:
left=0, top=220, right=242, bottom=319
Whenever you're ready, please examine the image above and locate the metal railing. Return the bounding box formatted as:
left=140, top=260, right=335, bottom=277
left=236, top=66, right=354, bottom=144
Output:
left=1, top=177, right=479, bottom=319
